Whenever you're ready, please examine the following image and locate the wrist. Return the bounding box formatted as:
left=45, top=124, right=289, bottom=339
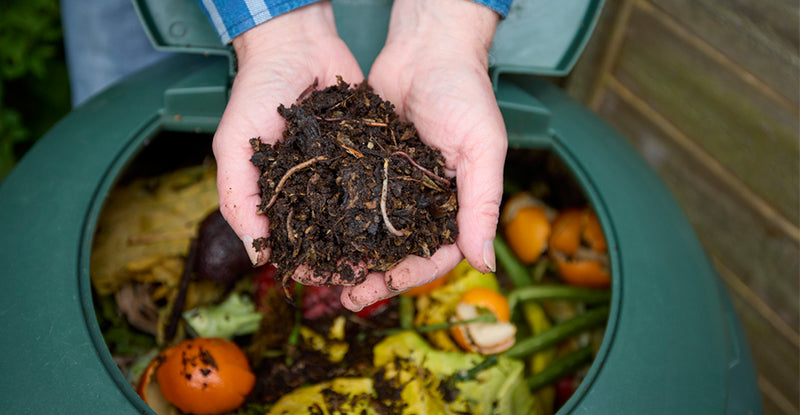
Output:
left=385, top=0, right=499, bottom=63
left=232, top=1, right=338, bottom=63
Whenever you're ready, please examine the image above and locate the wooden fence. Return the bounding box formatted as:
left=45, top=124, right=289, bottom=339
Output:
left=564, top=1, right=799, bottom=413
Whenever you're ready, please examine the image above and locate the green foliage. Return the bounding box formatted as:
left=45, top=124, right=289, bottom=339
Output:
left=0, top=107, right=27, bottom=179
left=0, top=0, right=71, bottom=179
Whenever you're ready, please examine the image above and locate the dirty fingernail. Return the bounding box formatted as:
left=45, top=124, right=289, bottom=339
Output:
left=483, top=239, right=496, bottom=273
left=346, top=293, right=366, bottom=311
left=242, top=235, right=259, bottom=266
left=385, top=273, right=399, bottom=292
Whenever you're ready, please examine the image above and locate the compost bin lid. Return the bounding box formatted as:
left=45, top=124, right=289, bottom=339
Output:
left=133, top=0, right=604, bottom=77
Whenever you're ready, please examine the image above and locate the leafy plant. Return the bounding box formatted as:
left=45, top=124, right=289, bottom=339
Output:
left=0, top=0, right=71, bottom=179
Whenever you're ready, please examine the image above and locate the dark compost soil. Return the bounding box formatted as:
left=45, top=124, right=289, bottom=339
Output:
left=245, top=290, right=406, bottom=409
left=250, top=78, right=458, bottom=289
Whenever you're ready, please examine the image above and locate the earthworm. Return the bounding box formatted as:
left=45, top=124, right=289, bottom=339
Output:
left=391, top=151, right=451, bottom=187
left=262, top=156, right=328, bottom=212
left=381, top=158, right=406, bottom=237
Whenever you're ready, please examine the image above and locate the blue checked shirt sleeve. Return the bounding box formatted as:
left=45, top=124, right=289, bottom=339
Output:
left=197, top=0, right=322, bottom=44
left=198, top=0, right=514, bottom=45
left=470, top=0, right=513, bottom=17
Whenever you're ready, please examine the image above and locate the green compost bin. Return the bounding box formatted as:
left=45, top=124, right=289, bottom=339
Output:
left=0, top=0, right=761, bottom=413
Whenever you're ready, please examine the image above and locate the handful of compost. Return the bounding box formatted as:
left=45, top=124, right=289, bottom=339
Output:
left=250, top=78, right=458, bottom=291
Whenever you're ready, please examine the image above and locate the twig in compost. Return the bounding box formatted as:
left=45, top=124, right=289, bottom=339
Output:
left=286, top=208, right=296, bottom=243
left=381, top=158, right=406, bottom=237
left=329, top=92, right=356, bottom=111
left=339, top=143, right=364, bottom=159
left=369, top=135, right=389, bottom=154
left=262, top=156, right=328, bottom=212
left=281, top=274, right=294, bottom=303
left=391, top=151, right=451, bottom=187
left=314, top=116, right=344, bottom=122
left=164, top=237, right=198, bottom=342
left=313, top=115, right=388, bottom=127
left=363, top=120, right=388, bottom=127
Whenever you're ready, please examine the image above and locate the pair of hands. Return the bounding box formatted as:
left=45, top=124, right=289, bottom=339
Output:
left=214, top=0, right=507, bottom=311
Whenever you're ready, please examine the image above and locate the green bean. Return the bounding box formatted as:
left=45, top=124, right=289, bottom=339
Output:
left=507, top=285, right=611, bottom=311
left=285, top=283, right=304, bottom=366
left=288, top=285, right=304, bottom=345
left=494, top=235, right=532, bottom=288
left=502, top=306, right=609, bottom=359
left=399, top=295, right=414, bottom=330
left=526, top=345, right=593, bottom=391
left=453, top=355, right=499, bottom=382
left=530, top=258, right=550, bottom=283
left=365, top=313, right=497, bottom=339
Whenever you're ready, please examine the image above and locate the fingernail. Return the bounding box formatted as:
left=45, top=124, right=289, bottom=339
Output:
left=242, top=235, right=259, bottom=266
left=385, top=273, right=401, bottom=292
left=430, top=266, right=440, bottom=281
left=483, top=239, right=496, bottom=273
left=346, top=293, right=365, bottom=311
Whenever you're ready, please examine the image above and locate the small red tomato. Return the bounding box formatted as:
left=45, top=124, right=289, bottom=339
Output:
left=355, top=297, right=392, bottom=318
left=555, top=375, right=577, bottom=407
left=302, top=285, right=344, bottom=320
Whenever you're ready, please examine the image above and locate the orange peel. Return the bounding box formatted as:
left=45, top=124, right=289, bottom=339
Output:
left=501, top=192, right=554, bottom=265
left=139, top=337, right=255, bottom=415
left=449, top=288, right=516, bottom=354
left=549, top=208, right=610, bottom=288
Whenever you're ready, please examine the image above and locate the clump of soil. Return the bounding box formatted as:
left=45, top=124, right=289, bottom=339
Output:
left=250, top=78, right=458, bottom=289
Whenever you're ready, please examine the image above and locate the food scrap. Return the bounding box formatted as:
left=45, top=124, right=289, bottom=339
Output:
left=138, top=337, right=255, bottom=415
left=91, top=146, right=612, bottom=415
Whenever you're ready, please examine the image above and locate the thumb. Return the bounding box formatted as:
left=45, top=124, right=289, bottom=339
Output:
left=212, top=90, right=285, bottom=267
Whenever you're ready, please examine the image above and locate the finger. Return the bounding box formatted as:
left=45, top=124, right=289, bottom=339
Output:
left=340, top=271, right=392, bottom=311
left=291, top=261, right=369, bottom=286
left=453, top=117, right=507, bottom=273
left=384, top=244, right=463, bottom=292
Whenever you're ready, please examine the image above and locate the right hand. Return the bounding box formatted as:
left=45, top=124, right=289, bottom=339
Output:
left=213, top=2, right=364, bottom=267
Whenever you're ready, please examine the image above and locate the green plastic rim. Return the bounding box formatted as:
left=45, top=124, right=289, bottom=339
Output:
left=78, top=122, right=164, bottom=413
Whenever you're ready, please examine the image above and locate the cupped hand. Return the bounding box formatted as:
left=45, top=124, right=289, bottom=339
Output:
left=214, top=2, right=364, bottom=267
left=340, top=0, right=507, bottom=310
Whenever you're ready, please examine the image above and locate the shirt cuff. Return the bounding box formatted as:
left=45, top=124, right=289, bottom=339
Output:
left=468, top=0, right=513, bottom=18
left=197, top=0, right=324, bottom=44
